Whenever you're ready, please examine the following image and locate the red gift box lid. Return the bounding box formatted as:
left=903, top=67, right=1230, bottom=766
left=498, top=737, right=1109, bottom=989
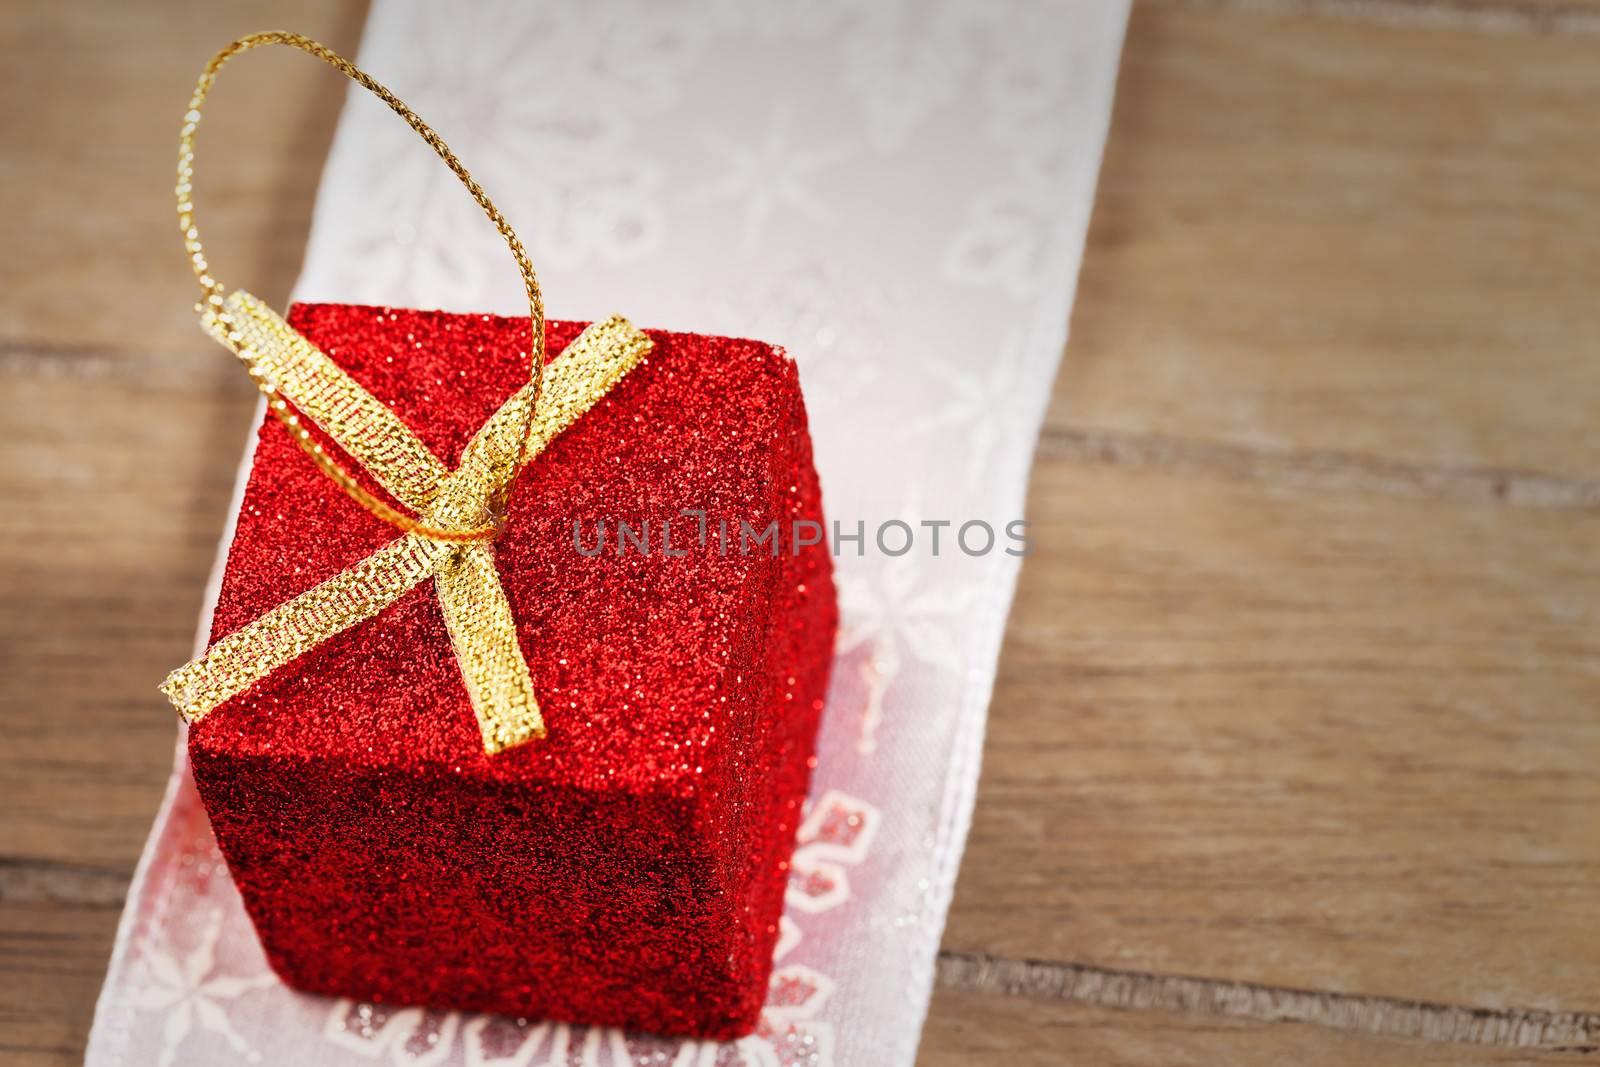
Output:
left=196, top=304, right=831, bottom=798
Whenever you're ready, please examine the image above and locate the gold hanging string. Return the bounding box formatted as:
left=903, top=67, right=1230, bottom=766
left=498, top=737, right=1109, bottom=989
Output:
left=177, top=30, right=545, bottom=542
left=164, top=33, right=655, bottom=752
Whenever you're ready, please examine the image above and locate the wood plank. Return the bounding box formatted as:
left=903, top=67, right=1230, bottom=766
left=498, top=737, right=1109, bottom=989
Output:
left=0, top=4, right=366, bottom=1065
left=943, top=451, right=1600, bottom=1010
left=1061, top=4, right=1600, bottom=481
left=0, top=908, right=123, bottom=1067
left=936, top=0, right=1600, bottom=1023
left=933, top=953, right=1598, bottom=1048
left=0, top=373, right=243, bottom=869
left=0, top=2, right=366, bottom=863
left=0, top=904, right=127, bottom=1067
left=1172, top=0, right=1600, bottom=26
left=0, top=0, right=369, bottom=353
left=916, top=984, right=1593, bottom=1067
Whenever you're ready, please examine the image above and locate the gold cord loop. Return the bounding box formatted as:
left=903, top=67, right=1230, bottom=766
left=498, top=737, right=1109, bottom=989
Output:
left=177, top=31, right=545, bottom=543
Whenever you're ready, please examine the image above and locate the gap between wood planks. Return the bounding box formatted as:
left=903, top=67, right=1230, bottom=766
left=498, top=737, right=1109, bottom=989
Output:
left=1156, top=0, right=1600, bottom=36
left=936, top=951, right=1600, bottom=1050
left=11, top=845, right=1595, bottom=1052
left=7, top=342, right=1600, bottom=512
left=1039, top=424, right=1600, bottom=510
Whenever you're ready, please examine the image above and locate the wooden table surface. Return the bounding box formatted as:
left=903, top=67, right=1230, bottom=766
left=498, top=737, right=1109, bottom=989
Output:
left=3, top=2, right=1596, bottom=1064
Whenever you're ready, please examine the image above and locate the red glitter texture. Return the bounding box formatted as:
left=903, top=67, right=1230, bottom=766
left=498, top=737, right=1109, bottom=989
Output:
left=188, top=303, right=837, bottom=1039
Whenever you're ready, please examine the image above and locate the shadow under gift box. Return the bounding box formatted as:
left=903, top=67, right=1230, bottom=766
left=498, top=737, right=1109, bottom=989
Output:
left=187, top=305, right=837, bottom=1039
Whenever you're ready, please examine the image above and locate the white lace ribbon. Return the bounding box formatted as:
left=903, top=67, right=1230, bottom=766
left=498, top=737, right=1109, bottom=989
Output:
left=87, top=3, right=1128, bottom=1064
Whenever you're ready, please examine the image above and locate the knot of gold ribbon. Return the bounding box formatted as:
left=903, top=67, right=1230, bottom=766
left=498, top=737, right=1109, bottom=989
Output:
left=161, top=33, right=650, bottom=753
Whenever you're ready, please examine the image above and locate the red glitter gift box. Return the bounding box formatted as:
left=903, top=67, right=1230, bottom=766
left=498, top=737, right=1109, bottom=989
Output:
left=187, top=303, right=836, bottom=1038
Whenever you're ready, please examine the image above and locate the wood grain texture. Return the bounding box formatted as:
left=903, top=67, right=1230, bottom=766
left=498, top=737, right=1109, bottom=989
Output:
left=941, top=456, right=1600, bottom=1010
left=919, top=985, right=1594, bottom=1067
left=1062, top=4, right=1600, bottom=481
left=931, top=0, right=1600, bottom=1054
left=2, top=1, right=1597, bottom=1064
left=1162, top=0, right=1600, bottom=35
left=0, top=3, right=367, bottom=1064
left=936, top=954, right=1599, bottom=1048
left=0, top=1, right=368, bottom=351
left=0, top=903, right=128, bottom=1067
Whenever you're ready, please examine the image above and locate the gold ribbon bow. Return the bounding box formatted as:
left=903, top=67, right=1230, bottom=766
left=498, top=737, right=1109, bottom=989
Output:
left=160, top=33, right=650, bottom=753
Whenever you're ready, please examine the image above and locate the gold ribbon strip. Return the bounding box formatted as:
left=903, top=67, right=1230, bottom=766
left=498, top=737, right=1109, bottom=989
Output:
left=163, top=295, right=652, bottom=753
